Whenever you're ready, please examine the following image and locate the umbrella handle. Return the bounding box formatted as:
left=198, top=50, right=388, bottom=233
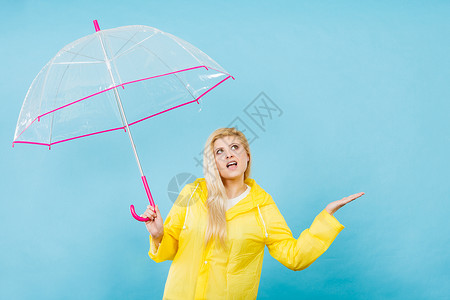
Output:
left=130, top=176, right=156, bottom=222
left=130, top=204, right=150, bottom=222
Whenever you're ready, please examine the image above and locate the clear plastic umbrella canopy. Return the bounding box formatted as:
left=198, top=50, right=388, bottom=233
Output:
left=13, top=21, right=233, bottom=221
left=14, top=22, right=232, bottom=147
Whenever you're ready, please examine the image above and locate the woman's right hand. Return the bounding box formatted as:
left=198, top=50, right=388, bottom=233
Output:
left=141, top=205, right=164, bottom=242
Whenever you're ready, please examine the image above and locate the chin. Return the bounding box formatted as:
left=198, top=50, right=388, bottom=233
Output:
left=220, top=171, right=244, bottom=180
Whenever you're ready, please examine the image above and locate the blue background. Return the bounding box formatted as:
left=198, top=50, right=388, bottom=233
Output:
left=1, top=1, right=449, bottom=299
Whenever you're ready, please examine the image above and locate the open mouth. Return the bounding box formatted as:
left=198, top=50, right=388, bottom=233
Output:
left=227, top=161, right=237, bottom=169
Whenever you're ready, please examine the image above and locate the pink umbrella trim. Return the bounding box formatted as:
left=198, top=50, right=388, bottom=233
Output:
left=14, top=65, right=216, bottom=142
left=13, top=72, right=233, bottom=149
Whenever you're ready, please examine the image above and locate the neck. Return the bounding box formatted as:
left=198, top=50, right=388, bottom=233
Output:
left=222, top=175, right=247, bottom=199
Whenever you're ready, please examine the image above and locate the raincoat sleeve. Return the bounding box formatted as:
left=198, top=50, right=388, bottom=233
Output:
left=148, top=185, right=191, bottom=263
left=264, top=200, right=345, bottom=271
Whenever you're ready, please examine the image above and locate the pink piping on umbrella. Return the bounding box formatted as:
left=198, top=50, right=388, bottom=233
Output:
left=14, top=65, right=211, bottom=143
left=13, top=65, right=228, bottom=143
left=12, top=74, right=233, bottom=148
left=129, top=75, right=232, bottom=126
left=13, top=141, right=50, bottom=147
left=38, top=65, right=209, bottom=121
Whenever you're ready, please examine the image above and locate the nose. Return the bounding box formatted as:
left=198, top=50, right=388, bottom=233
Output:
left=224, top=150, right=233, bottom=159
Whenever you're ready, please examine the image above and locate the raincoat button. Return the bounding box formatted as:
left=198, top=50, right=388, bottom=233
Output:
left=204, top=260, right=208, bottom=264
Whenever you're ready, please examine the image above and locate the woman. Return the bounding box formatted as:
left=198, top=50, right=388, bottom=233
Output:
left=141, top=127, right=364, bottom=299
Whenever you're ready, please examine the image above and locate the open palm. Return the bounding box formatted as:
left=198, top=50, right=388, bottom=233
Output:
left=325, top=192, right=365, bottom=216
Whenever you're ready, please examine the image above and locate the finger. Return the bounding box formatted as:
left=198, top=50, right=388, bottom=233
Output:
left=155, top=205, right=162, bottom=218
left=144, top=212, right=153, bottom=220
left=146, top=208, right=157, bottom=218
left=350, top=192, right=365, bottom=199
left=343, top=192, right=364, bottom=203
left=146, top=207, right=156, bottom=217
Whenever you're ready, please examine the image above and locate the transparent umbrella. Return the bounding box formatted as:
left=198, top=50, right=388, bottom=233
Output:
left=13, top=20, right=234, bottom=221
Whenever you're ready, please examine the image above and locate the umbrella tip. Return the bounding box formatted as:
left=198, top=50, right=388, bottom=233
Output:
left=93, top=20, right=100, bottom=32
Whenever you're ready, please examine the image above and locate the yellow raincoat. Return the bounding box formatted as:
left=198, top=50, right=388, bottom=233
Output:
left=148, top=177, right=345, bottom=299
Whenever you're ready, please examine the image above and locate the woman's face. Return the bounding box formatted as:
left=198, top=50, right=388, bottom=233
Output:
left=213, top=135, right=249, bottom=181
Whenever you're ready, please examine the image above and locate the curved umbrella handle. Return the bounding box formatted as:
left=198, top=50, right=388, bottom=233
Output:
left=130, top=176, right=156, bottom=222
left=130, top=204, right=150, bottom=222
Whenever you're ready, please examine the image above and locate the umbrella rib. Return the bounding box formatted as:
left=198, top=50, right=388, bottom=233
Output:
left=128, top=75, right=232, bottom=127
left=128, top=41, right=197, bottom=100
left=108, top=32, right=158, bottom=62
left=14, top=74, right=233, bottom=148
left=52, top=61, right=105, bottom=65
left=35, top=66, right=207, bottom=122
left=102, top=33, right=128, bottom=129
left=64, top=50, right=105, bottom=62
left=100, top=31, right=225, bottom=101
left=110, top=31, right=140, bottom=58
left=97, top=30, right=147, bottom=177
left=101, top=31, right=199, bottom=100
left=14, top=59, right=53, bottom=141
left=164, top=33, right=205, bottom=69
left=49, top=38, right=102, bottom=146
left=37, top=58, right=58, bottom=125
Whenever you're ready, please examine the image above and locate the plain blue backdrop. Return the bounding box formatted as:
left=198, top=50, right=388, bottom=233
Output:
left=1, top=1, right=449, bottom=299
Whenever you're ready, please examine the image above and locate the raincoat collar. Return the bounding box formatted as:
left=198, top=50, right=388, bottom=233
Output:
left=194, top=177, right=272, bottom=221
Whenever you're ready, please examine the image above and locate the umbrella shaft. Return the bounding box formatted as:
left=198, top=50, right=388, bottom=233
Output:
left=97, top=32, right=145, bottom=177
left=112, top=88, right=145, bottom=177
left=93, top=23, right=155, bottom=212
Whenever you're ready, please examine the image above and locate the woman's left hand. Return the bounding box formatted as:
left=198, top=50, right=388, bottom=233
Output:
left=325, top=192, right=365, bottom=216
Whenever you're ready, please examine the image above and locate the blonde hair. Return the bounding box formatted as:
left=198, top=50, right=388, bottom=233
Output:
left=202, top=127, right=252, bottom=249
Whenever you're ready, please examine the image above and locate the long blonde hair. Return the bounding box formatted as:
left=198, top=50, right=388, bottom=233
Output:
left=203, top=127, right=252, bottom=249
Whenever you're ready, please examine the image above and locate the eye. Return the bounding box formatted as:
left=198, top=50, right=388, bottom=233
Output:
left=231, top=144, right=238, bottom=150
left=216, top=149, right=223, bottom=154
